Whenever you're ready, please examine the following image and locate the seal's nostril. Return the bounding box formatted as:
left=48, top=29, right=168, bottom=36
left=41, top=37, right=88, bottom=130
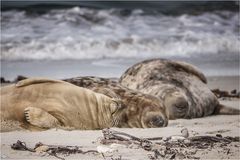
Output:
left=151, top=116, right=164, bottom=127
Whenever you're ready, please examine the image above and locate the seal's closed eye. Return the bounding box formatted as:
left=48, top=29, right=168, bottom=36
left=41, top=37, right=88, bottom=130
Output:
left=110, top=98, right=124, bottom=114
left=110, top=103, right=118, bottom=114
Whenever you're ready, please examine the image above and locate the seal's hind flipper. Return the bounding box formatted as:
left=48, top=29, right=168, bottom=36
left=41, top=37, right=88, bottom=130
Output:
left=24, top=107, right=60, bottom=129
left=16, top=78, right=64, bottom=87
left=214, top=104, right=240, bottom=115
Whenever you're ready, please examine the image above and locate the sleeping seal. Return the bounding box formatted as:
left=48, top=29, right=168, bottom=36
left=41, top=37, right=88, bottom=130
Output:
left=64, top=76, right=168, bottom=128
left=1, top=78, right=125, bottom=131
left=120, top=58, right=240, bottom=119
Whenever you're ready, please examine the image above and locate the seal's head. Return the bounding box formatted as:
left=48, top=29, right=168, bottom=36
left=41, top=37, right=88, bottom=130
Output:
left=164, top=91, right=189, bottom=119
left=97, top=95, right=126, bottom=128
left=126, top=94, right=168, bottom=128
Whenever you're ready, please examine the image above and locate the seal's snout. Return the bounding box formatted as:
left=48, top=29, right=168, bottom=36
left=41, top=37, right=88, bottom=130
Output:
left=143, top=112, right=168, bottom=128
left=150, top=116, right=165, bottom=127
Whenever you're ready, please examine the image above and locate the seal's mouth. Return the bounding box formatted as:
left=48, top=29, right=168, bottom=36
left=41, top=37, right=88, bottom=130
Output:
left=149, top=116, right=165, bottom=127
left=141, top=111, right=168, bottom=128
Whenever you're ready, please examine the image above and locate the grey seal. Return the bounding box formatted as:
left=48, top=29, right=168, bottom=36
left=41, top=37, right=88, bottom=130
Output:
left=64, top=76, right=168, bottom=128
left=1, top=78, right=125, bottom=131
left=120, top=58, right=240, bottom=119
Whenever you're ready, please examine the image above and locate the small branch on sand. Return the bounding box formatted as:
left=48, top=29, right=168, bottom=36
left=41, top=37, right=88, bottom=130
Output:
left=1, top=77, right=11, bottom=83
left=212, top=89, right=240, bottom=98
left=11, top=141, right=98, bottom=160
left=102, top=128, right=152, bottom=150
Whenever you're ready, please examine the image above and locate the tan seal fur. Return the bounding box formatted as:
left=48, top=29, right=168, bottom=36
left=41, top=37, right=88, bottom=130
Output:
left=1, top=78, right=125, bottom=131
left=120, top=58, right=240, bottom=119
left=64, top=76, right=168, bottom=128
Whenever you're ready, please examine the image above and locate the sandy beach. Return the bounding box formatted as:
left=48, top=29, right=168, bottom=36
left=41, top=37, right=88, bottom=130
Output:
left=1, top=2, right=239, bottom=159
left=1, top=75, right=239, bottom=160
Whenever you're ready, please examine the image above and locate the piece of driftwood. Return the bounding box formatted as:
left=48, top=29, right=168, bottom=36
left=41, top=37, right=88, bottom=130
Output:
left=14, top=75, right=28, bottom=82
left=0, top=77, right=11, bottom=83
left=102, top=128, right=152, bottom=151
left=11, top=141, right=98, bottom=160
left=212, top=89, right=240, bottom=98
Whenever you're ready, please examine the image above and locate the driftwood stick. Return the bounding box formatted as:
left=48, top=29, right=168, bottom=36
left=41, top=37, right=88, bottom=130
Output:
left=211, top=89, right=240, bottom=98
left=100, top=139, right=134, bottom=145
left=189, top=136, right=232, bottom=143
left=145, top=137, right=163, bottom=141
left=11, top=140, right=98, bottom=160
left=102, top=128, right=154, bottom=151
left=102, top=128, right=152, bottom=144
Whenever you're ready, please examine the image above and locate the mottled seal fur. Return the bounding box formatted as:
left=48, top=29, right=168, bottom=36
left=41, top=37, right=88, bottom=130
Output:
left=1, top=78, right=125, bottom=131
left=64, top=76, right=168, bottom=128
left=120, top=58, right=240, bottom=119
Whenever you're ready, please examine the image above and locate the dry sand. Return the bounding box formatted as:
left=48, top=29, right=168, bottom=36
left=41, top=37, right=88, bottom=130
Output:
left=1, top=76, right=240, bottom=160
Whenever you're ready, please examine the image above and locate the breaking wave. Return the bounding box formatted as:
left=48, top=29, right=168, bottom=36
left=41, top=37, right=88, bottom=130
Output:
left=1, top=7, right=239, bottom=60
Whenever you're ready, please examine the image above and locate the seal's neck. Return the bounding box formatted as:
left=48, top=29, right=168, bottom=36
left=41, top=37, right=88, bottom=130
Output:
left=94, top=94, right=113, bottom=128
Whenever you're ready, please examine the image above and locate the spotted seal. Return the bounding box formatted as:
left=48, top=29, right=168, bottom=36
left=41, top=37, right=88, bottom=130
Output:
left=120, top=58, right=240, bottom=119
left=1, top=78, right=125, bottom=131
left=64, top=76, right=168, bottom=128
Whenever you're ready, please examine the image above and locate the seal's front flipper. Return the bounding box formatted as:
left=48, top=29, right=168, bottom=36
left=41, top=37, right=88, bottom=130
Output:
left=24, top=107, right=60, bottom=129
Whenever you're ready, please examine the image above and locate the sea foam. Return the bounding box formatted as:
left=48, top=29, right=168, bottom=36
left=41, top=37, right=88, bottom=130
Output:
left=1, top=7, right=239, bottom=60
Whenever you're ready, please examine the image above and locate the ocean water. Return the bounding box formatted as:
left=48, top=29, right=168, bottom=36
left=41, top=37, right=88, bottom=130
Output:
left=1, top=5, right=239, bottom=80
